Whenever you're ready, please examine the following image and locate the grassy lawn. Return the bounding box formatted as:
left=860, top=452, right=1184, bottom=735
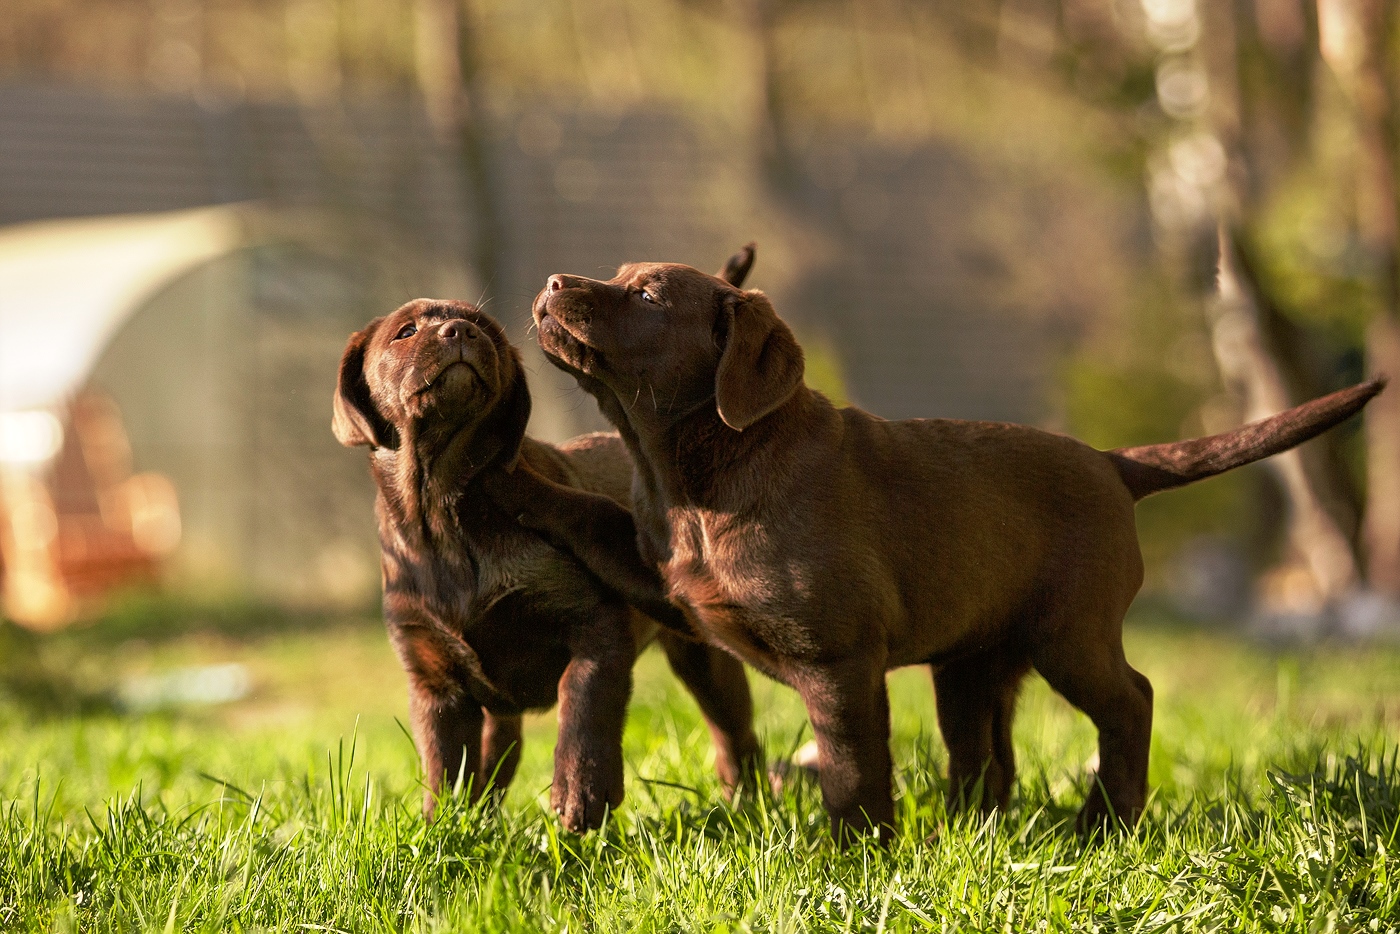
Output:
left=2, top=608, right=1400, bottom=932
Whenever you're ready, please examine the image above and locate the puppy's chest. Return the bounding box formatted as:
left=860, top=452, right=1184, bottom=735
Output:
left=423, top=534, right=601, bottom=709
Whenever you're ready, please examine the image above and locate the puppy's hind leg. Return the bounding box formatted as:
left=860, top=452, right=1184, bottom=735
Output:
left=932, top=649, right=1030, bottom=816
left=1030, top=613, right=1152, bottom=834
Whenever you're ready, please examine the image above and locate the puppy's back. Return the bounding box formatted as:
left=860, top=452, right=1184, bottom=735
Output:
left=557, top=431, right=634, bottom=506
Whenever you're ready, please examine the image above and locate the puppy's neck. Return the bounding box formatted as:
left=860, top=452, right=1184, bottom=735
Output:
left=371, top=416, right=499, bottom=544
left=628, top=384, right=827, bottom=509
left=566, top=376, right=671, bottom=562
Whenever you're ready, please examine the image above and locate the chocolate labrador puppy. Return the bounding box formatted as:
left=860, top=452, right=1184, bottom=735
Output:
left=498, top=258, right=1383, bottom=843
left=332, top=252, right=759, bottom=831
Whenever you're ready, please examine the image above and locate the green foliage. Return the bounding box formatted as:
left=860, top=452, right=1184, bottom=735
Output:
left=1064, top=363, right=1199, bottom=452
left=1066, top=358, right=1256, bottom=577
left=1252, top=166, right=1378, bottom=345
left=3, top=618, right=1400, bottom=930
left=1062, top=281, right=1260, bottom=580
left=798, top=331, right=850, bottom=408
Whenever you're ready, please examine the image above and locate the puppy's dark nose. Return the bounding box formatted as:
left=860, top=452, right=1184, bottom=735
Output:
left=439, top=319, right=478, bottom=342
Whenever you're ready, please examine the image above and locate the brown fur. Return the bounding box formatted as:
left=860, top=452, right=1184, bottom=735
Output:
left=332, top=295, right=759, bottom=831
left=503, top=259, right=1384, bottom=843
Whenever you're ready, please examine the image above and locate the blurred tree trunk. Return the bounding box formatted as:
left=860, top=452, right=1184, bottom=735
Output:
left=738, top=0, right=799, bottom=197
left=1344, top=0, right=1400, bottom=597
left=1214, top=228, right=1361, bottom=601
left=1367, top=315, right=1400, bottom=595
left=414, top=0, right=501, bottom=297
left=730, top=0, right=844, bottom=308
left=1199, top=0, right=1363, bottom=607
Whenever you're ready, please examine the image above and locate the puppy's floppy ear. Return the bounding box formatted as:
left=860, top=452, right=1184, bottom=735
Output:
left=714, top=289, right=805, bottom=432
left=332, top=322, right=398, bottom=449
left=717, top=242, right=756, bottom=288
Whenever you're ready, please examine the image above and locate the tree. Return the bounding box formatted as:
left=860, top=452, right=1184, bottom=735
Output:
left=413, top=0, right=502, bottom=300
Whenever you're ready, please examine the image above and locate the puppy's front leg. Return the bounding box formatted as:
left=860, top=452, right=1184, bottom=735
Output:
left=657, top=631, right=762, bottom=794
left=551, top=601, right=635, bottom=832
left=480, top=711, right=523, bottom=799
left=792, top=654, right=895, bottom=845
left=483, top=465, right=690, bottom=632
left=390, top=623, right=485, bottom=818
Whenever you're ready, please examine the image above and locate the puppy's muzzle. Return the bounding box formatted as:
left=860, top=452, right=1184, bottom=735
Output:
left=536, top=276, right=604, bottom=335
left=421, top=318, right=494, bottom=390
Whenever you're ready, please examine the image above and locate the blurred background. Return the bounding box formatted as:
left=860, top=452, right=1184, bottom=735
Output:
left=0, top=0, right=1398, bottom=640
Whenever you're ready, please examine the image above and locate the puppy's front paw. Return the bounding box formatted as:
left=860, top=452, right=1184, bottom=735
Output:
left=551, top=742, right=624, bottom=833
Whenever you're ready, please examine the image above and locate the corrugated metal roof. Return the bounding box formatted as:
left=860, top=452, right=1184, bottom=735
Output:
left=0, top=206, right=245, bottom=412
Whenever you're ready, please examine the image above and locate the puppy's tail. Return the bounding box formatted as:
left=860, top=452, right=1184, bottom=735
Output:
left=1107, top=377, right=1386, bottom=501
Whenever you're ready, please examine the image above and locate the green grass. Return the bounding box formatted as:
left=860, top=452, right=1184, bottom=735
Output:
left=3, top=611, right=1400, bottom=932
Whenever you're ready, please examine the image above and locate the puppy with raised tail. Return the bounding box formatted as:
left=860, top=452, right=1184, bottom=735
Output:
left=496, top=254, right=1383, bottom=843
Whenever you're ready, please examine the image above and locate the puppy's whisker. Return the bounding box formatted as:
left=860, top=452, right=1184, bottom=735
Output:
left=473, top=280, right=494, bottom=310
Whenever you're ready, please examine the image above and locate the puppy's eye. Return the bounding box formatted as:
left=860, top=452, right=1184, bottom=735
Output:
left=394, top=323, right=417, bottom=340
left=639, top=289, right=657, bottom=304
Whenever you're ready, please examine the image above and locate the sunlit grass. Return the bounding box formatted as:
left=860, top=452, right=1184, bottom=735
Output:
left=2, top=612, right=1399, bottom=931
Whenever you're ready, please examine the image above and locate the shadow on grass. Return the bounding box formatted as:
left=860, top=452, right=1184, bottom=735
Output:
left=0, top=592, right=382, bottom=718
left=0, top=623, right=117, bottom=718
left=1124, top=594, right=1250, bottom=635
left=68, top=591, right=380, bottom=646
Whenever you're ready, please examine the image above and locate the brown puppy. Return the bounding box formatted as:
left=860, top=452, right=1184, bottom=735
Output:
left=500, top=259, right=1384, bottom=843
left=332, top=289, right=759, bottom=831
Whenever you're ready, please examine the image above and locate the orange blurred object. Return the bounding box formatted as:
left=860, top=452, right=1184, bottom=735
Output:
left=0, top=392, right=179, bottom=629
